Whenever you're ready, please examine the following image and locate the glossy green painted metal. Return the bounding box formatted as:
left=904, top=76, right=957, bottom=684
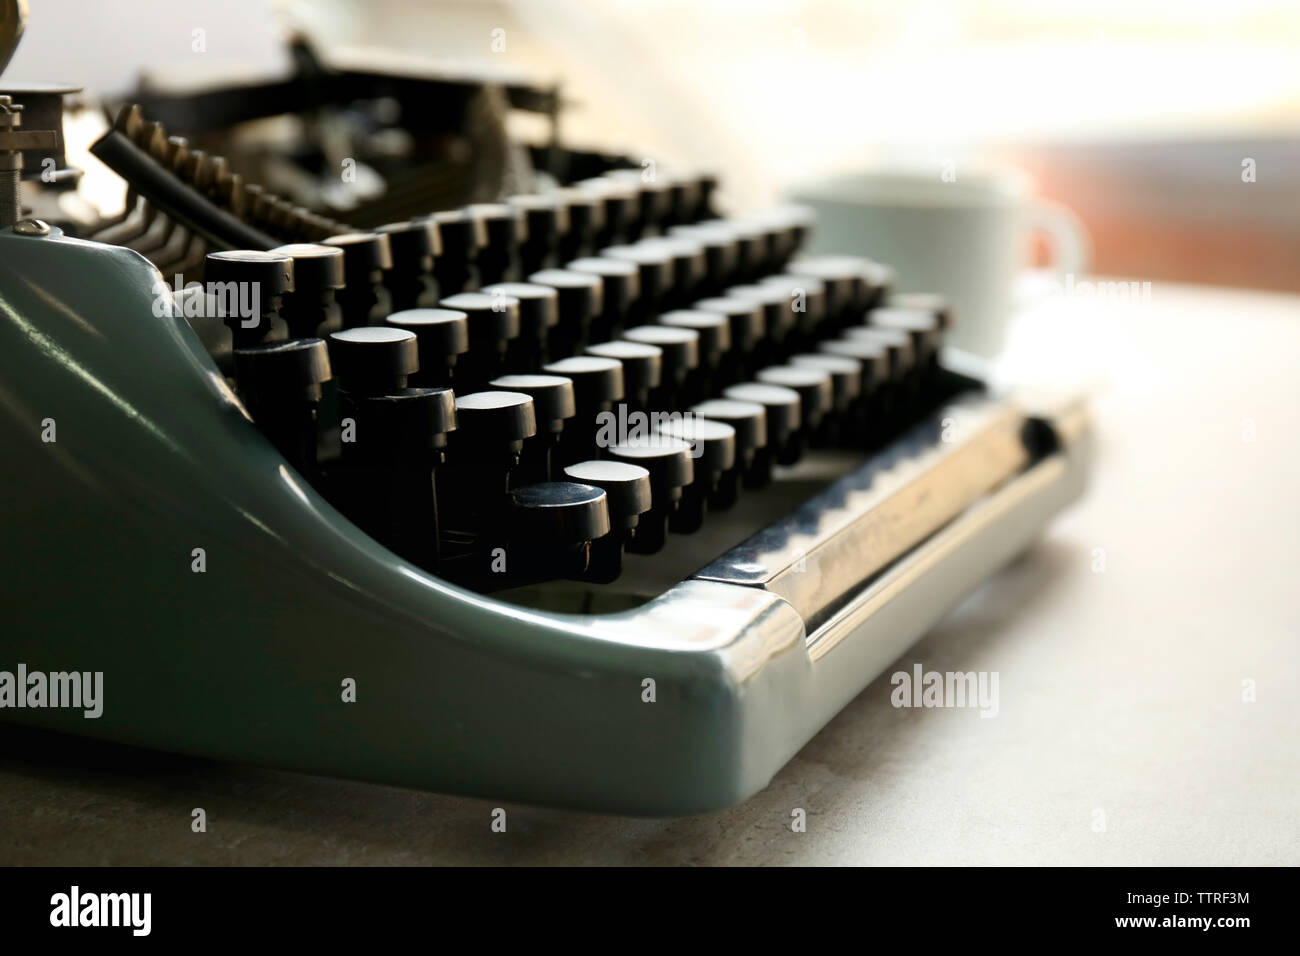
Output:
left=0, top=226, right=810, bottom=815
left=0, top=226, right=1092, bottom=816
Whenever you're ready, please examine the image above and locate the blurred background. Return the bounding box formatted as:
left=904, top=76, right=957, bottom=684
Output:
left=6, top=0, right=1299, bottom=291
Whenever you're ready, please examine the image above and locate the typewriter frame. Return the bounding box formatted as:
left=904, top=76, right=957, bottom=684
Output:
left=0, top=227, right=1091, bottom=816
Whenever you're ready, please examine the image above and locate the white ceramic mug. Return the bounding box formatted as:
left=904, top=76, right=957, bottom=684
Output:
left=789, top=168, right=1089, bottom=357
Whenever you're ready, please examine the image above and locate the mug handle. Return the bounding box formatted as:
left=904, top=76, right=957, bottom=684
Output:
left=1029, top=199, right=1091, bottom=277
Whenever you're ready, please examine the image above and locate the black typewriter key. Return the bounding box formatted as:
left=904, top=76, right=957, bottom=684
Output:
left=445, top=391, right=537, bottom=544
left=482, top=282, right=558, bottom=373
left=562, top=460, right=652, bottom=582
left=428, top=209, right=487, bottom=296
left=603, top=243, right=672, bottom=322
left=204, top=250, right=294, bottom=347
left=321, top=232, right=394, bottom=329
left=689, top=398, right=765, bottom=508
left=586, top=340, right=662, bottom=414
left=726, top=282, right=792, bottom=366
left=328, top=326, right=420, bottom=395
left=669, top=222, right=738, bottom=295
left=510, top=194, right=568, bottom=275
left=889, top=291, right=952, bottom=330
left=695, top=296, right=764, bottom=382
left=272, top=243, right=346, bottom=339
left=662, top=172, right=703, bottom=229
left=542, top=355, right=625, bottom=466
left=528, top=268, right=603, bottom=361
left=723, top=381, right=801, bottom=480
left=375, top=219, right=441, bottom=311
left=641, top=236, right=706, bottom=309
left=500, top=481, right=611, bottom=582
left=384, top=308, right=469, bottom=388
left=659, top=309, right=730, bottom=403
left=849, top=324, right=922, bottom=413
left=757, top=365, right=833, bottom=448
left=341, top=387, right=456, bottom=571
left=790, top=353, right=863, bottom=444
left=717, top=219, right=764, bottom=283
left=554, top=187, right=603, bottom=262
left=440, top=291, right=521, bottom=392
left=466, top=203, right=527, bottom=286
left=869, top=306, right=943, bottom=374
left=860, top=260, right=896, bottom=311
left=232, top=337, right=331, bottom=477
left=566, top=256, right=640, bottom=341
left=818, top=337, right=893, bottom=442
left=693, top=172, right=719, bottom=222
left=790, top=256, right=865, bottom=332
left=574, top=177, right=634, bottom=248
left=760, top=273, right=827, bottom=350
left=656, top=417, right=736, bottom=532
left=622, top=324, right=700, bottom=410
left=608, top=436, right=694, bottom=554
left=845, top=326, right=915, bottom=384
left=604, top=169, right=671, bottom=240
left=489, top=373, right=576, bottom=483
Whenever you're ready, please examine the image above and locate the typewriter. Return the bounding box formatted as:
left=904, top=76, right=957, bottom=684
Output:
left=0, top=17, right=1090, bottom=815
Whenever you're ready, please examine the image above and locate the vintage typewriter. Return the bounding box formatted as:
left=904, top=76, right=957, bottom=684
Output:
left=0, top=17, right=1090, bottom=814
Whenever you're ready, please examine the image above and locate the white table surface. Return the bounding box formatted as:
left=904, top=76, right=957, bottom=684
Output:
left=2, top=279, right=1296, bottom=865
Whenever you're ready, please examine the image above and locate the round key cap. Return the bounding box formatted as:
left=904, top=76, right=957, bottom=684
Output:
left=528, top=268, right=604, bottom=356
left=566, top=256, right=640, bottom=332
left=329, top=326, right=419, bottom=393
left=657, top=416, right=736, bottom=479
left=349, top=386, right=457, bottom=452
left=669, top=222, right=738, bottom=292
left=888, top=291, right=951, bottom=329
left=573, top=176, right=634, bottom=244
left=206, top=249, right=294, bottom=345
left=790, top=353, right=862, bottom=408
left=868, top=306, right=942, bottom=360
left=542, top=355, right=625, bottom=408
left=724, top=382, right=801, bottom=445
left=490, top=374, right=576, bottom=433
left=640, top=236, right=705, bottom=303
left=562, top=460, right=652, bottom=528
left=375, top=219, right=441, bottom=271
left=818, top=337, right=891, bottom=391
left=789, top=255, right=865, bottom=321
left=321, top=232, right=394, bottom=284
left=454, top=390, right=537, bottom=444
left=690, top=398, right=767, bottom=455
left=509, top=193, right=569, bottom=273
left=552, top=187, right=603, bottom=258
left=206, top=249, right=295, bottom=297
left=659, top=309, right=730, bottom=368
left=440, top=291, right=521, bottom=348
left=385, top=308, right=469, bottom=384
left=757, top=365, right=833, bottom=424
left=271, top=243, right=344, bottom=294
left=585, top=340, right=662, bottom=405
left=430, top=209, right=487, bottom=256
left=695, top=296, right=763, bottom=353
left=507, top=481, right=610, bottom=545
left=760, top=272, right=827, bottom=331
left=845, top=325, right=914, bottom=378
left=727, top=282, right=794, bottom=341
left=481, top=282, right=558, bottom=339
left=602, top=243, right=672, bottom=312
left=608, top=436, right=694, bottom=501
left=622, top=325, right=700, bottom=386
left=466, top=203, right=527, bottom=283
left=234, top=337, right=331, bottom=405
